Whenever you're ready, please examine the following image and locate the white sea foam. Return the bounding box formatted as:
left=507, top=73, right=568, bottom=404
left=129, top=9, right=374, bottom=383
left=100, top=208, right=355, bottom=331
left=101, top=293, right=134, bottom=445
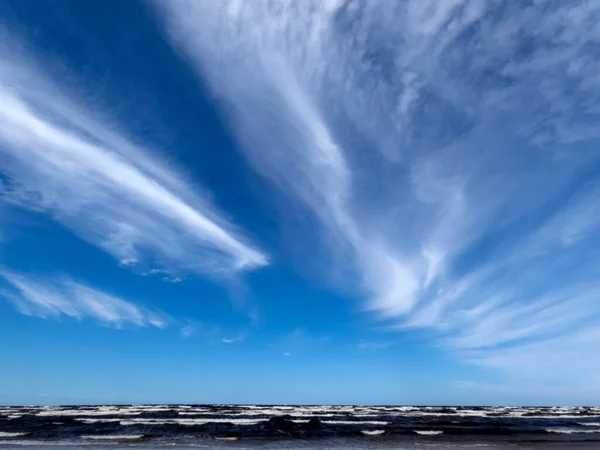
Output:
left=520, top=415, right=598, bottom=419
left=322, top=420, right=389, bottom=425
left=411, top=411, right=489, bottom=418
left=136, top=407, right=170, bottom=411
left=119, top=417, right=390, bottom=426
left=120, top=418, right=263, bottom=426
left=547, top=428, right=600, bottom=434
left=578, top=422, right=600, bottom=426
left=414, top=430, right=443, bottom=435
left=206, top=408, right=286, bottom=417
left=125, top=408, right=171, bottom=413
left=361, top=430, right=385, bottom=435
left=83, top=435, right=144, bottom=440
left=0, top=440, right=80, bottom=447
left=77, top=418, right=122, bottom=424
left=233, top=410, right=341, bottom=418
left=0, top=432, right=27, bottom=438
left=37, top=408, right=141, bottom=417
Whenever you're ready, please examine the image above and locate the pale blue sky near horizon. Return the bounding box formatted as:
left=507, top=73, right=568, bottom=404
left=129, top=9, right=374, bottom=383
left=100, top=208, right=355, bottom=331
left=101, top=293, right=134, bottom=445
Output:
left=2, top=0, right=600, bottom=406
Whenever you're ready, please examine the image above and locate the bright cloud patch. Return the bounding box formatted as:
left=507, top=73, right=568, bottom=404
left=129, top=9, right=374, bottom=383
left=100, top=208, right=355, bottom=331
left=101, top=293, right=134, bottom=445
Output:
left=159, top=0, right=600, bottom=384
left=0, top=271, right=167, bottom=328
left=0, top=46, right=267, bottom=279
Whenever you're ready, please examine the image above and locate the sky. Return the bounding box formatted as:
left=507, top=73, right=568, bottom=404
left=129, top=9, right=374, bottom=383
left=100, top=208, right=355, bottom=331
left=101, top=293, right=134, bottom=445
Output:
left=1, top=0, right=600, bottom=406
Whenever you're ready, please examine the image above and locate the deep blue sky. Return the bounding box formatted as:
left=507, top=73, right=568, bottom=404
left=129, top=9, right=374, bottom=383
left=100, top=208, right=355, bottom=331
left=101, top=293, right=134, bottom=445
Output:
left=2, top=0, right=600, bottom=406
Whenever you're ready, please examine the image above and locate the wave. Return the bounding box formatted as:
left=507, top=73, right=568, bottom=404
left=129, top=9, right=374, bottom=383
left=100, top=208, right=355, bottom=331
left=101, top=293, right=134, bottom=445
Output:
left=3, top=404, right=600, bottom=444
left=118, top=417, right=389, bottom=426
left=0, top=440, right=82, bottom=446
left=82, top=434, right=144, bottom=440
left=120, top=417, right=263, bottom=426
left=547, top=428, right=600, bottom=434
left=77, top=418, right=121, bottom=424
left=322, top=420, right=389, bottom=425
left=37, top=409, right=141, bottom=417
left=361, top=430, right=385, bottom=435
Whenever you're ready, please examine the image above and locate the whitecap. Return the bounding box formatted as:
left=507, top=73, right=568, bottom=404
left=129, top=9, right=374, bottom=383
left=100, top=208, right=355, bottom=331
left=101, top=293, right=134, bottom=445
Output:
left=83, top=435, right=144, bottom=440
left=361, top=430, right=385, bottom=435
left=120, top=418, right=263, bottom=426
left=78, top=418, right=121, bottom=424
left=37, top=408, right=140, bottom=417
left=322, top=420, right=389, bottom=425
left=0, top=432, right=27, bottom=438
left=547, top=428, right=600, bottom=434
left=414, top=430, right=443, bottom=435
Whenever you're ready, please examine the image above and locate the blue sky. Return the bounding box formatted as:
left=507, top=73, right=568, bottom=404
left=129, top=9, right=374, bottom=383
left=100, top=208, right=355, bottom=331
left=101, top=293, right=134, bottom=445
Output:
left=1, top=0, right=600, bottom=406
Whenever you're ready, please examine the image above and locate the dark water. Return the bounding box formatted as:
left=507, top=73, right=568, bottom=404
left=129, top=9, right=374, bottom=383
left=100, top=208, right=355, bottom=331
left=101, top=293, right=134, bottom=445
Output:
left=1, top=405, right=600, bottom=448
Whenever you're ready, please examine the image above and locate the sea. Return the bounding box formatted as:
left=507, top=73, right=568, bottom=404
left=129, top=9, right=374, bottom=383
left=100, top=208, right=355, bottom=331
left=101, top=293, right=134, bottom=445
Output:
left=1, top=404, right=600, bottom=449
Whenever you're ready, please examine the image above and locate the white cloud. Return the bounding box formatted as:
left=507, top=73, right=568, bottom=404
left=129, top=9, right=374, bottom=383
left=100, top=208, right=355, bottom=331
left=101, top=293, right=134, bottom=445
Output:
left=0, top=271, right=167, bottom=328
left=179, top=323, right=199, bottom=338
left=159, top=0, right=600, bottom=389
left=158, top=0, right=600, bottom=316
left=221, top=333, right=246, bottom=344
left=162, top=276, right=184, bottom=284
left=158, top=0, right=421, bottom=316
left=0, top=41, right=267, bottom=279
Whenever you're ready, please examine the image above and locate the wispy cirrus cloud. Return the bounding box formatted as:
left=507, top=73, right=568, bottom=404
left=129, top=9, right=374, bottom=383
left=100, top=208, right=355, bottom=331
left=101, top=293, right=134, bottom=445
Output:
left=0, top=271, right=167, bottom=328
left=158, top=0, right=420, bottom=316
left=222, top=333, right=246, bottom=344
left=159, top=0, right=600, bottom=388
left=0, top=38, right=267, bottom=280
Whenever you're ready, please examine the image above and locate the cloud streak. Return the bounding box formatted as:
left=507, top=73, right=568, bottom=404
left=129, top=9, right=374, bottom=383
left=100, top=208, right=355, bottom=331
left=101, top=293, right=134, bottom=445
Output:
left=158, top=0, right=420, bottom=316
left=159, top=0, right=600, bottom=388
left=0, top=39, right=267, bottom=280
left=0, top=271, right=167, bottom=328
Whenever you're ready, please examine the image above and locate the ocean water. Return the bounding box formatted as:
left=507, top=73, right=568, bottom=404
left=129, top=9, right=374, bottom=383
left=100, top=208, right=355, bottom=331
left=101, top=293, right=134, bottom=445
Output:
left=1, top=404, right=600, bottom=449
